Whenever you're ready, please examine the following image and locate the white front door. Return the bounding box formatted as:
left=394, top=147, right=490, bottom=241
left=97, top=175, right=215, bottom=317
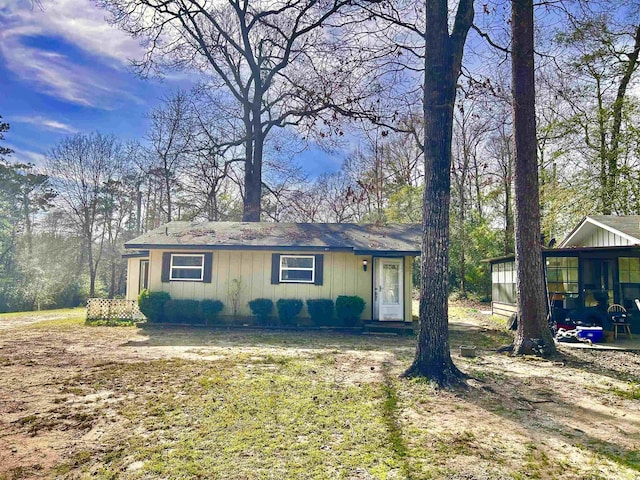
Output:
left=374, top=258, right=404, bottom=321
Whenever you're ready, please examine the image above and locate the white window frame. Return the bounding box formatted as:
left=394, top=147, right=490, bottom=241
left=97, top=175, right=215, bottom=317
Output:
left=279, top=255, right=315, bottom=284
left=170, top=254, right=205, bottom=282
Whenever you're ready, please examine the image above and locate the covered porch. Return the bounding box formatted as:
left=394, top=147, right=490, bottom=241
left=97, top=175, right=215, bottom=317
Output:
left=489, top=245, right=640, bottom=340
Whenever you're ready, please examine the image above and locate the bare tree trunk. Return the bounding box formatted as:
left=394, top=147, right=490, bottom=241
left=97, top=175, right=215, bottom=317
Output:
left=109, top=260, right=116, bottom=299
left=511, top=0, right=556, bottom=356
left=504, top=169, right=514, bottom=254
left=136, top=188, right=142, bottom=235
left=404, top=0, right=473, bottom=386
left=459, top=199, right=466, bottom=297
left=164, top=169, right=173, bottom=222
left=596, top=80, right=611, bottom=214
left=242, top=102, right=263, bottom=222
left=608, top=23, right=640, bottom=213
left=242, top=145, right=263, bottom=222
left=87, top=234, right=96, bottom=298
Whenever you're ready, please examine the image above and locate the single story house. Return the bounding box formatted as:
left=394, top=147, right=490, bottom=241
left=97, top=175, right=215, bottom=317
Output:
left=124, top=221, right=421, bottom=323
left=488, top=215, right=640, bottom=333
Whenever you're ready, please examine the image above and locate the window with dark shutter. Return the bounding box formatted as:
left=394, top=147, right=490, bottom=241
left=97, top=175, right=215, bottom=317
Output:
left=271, top=254, right=281, bottom=284
left=271, top=253, right=324, bottom=285
left=161, top=252, right=213, bottom=283
left=203, top=252, right=213, bottom=283
left=314, top=254, right=324, bottom=285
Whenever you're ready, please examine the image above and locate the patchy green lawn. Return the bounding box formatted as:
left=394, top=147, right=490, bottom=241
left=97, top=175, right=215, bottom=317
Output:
left=0, top=305, right=638, bottom=479
left=0, top=307, right=85, bottom=331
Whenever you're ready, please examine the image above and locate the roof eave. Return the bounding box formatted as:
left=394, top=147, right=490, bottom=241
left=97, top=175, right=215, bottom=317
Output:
left=122, top=250, right=150, bottom=259
left=585, top=216, right=640, bottom=244
left=560, top=216, right=640, bottom=247
left=484, top=244, right=640, bottom=263
left=125, top=243, right=355, bottom=252
left=124, top=243, right=419, bottom=255
left=353, top=249, right=420, bottom=256
left=559, top=216, right=589, bottom=247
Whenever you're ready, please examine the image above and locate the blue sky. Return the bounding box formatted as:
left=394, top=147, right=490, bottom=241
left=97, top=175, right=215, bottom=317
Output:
left=0, top=0, right=343, bottom=175
left=0, top=0, right=173, bottom=165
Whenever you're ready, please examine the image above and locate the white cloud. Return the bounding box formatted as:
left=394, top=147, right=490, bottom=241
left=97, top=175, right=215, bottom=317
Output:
left=1, top=35, right=136, bottom=106
left=0, top=0, right=145, bottom=107
left=7, top=145, right=48, bottom=167
left=1, top=0, right=143, bottom=64
left=13, top=115, right=78, bottom=133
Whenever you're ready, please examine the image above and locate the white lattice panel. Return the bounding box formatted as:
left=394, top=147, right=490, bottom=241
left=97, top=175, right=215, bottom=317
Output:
left=86, top=298, right=145, bottom=321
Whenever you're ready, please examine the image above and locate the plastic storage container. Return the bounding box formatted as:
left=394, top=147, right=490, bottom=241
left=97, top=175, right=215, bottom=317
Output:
left=576, top=326, right=603, bottom=343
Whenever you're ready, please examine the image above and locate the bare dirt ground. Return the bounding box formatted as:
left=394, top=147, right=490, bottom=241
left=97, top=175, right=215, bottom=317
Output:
left=0, top=307, right=639, bottom=479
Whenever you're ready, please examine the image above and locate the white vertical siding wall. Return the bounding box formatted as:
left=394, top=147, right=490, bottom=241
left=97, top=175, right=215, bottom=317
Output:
left=583, top=229, right=632, bottom=247
left=404, top=256, right=413, bottom=321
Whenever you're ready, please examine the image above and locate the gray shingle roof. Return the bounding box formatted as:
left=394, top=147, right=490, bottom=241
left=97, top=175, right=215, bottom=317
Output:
left=588, top=215, right=640, bottom=241
left=125, top=222, right=422, bottom=254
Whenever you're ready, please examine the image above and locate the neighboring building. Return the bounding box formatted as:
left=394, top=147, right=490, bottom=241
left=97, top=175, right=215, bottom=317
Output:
left=488, top=215, right=640, bottom=332
left=124, top=222, right=421, bottom=323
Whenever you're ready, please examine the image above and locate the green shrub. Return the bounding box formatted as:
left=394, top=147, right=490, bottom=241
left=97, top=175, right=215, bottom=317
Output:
left=306, top=299, right=335, bottom=326
left=248, top=298, right=274, bottom=326
left=276, top=299, right=304, bottom=326
left=336, top=295, right=366, bottom=327
left=200, top=299, right=224, bottom=325
left=138, top=290, right=170, bottom=323
left=164, top=299, right=201, bottom=324
left=163, top=301, right=180, bottom=323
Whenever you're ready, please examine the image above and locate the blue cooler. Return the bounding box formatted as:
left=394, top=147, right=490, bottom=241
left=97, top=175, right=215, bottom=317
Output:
left=576, top=326, right=603, bottom=343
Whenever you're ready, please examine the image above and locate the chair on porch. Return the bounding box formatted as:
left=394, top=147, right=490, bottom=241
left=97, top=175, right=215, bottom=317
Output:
left=607, top=304, right=632, bottom=340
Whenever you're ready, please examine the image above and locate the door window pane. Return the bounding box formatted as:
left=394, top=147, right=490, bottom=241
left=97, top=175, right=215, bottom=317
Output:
left=382, top=264, right=400, bottom=304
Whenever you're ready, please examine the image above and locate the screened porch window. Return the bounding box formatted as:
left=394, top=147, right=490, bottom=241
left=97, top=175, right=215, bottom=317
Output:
left=280, top=255, right=315, bottom=283
left=546, top=257, right=579, bottom=294
left=170, top=254, right=205, bottom=281
left=619, top=257, right=640, bottom=284
left=492, top=261, right=517, bottom=304
left=546, top=256, right=579, bottom=309
left=619, top=257, right=640, bottom=311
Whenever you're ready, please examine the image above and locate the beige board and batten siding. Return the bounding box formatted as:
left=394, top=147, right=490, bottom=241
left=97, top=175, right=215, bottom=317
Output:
left=126, top=257, right=143, bottom=301
left=145, top=249, right=377, bottom=319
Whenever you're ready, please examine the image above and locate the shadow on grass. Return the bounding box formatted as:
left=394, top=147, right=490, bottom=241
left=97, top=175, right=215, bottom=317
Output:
left=380, top=361, right=411, bottom=478
left=458, top=355, right=640, bottom=475
left=559, top=347, right=640, bottom=384
left=127, top=314, right=512, bottom=354
left=123, top=324, right=416, bottom=356
left=448, top=323, right=514, bottom=351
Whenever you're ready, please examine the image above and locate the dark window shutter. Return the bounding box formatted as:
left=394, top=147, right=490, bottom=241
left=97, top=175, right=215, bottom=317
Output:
left=161, top=252, right=171, bottom=283
left=271, top=254, right=281, bottom=284
left=203, top=252, right=213, bottom=283
left=314, top=254, right=324, bottom=285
